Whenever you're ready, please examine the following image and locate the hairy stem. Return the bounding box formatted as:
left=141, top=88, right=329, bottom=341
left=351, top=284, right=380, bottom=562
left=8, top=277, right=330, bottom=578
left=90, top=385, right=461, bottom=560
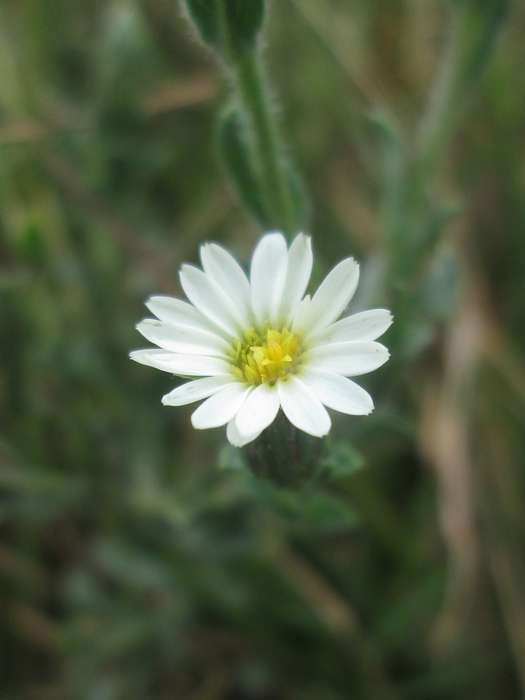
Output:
left=216, top=0, right=297, bottom=237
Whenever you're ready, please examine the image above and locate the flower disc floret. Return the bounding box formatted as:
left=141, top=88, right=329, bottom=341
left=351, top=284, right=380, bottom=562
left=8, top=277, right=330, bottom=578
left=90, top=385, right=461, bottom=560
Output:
left=231, top=327, right=303, bottom=386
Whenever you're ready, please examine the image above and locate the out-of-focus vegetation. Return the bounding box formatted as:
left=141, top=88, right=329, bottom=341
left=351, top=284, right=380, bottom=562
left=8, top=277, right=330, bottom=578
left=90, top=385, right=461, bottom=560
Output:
left=1, top=0, right=525, bottom=698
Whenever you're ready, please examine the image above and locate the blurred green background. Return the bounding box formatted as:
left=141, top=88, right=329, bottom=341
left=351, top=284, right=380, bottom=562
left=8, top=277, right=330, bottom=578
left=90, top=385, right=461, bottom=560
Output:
left=1, top=0, right=525, bottom=698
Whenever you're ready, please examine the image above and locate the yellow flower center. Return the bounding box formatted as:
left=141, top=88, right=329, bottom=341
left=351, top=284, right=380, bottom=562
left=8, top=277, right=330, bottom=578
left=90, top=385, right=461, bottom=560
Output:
left=230, top=326, right=303, bottom=386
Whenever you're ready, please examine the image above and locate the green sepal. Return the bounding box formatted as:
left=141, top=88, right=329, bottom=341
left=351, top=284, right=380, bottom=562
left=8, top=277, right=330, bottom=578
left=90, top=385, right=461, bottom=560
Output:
left=241, top=411, right=327, bottom=490
left=223, top=0, right=265, bottom=50
left=219, top=106, right=270, bottom=225
left=183, top=0, right=219, bottom=48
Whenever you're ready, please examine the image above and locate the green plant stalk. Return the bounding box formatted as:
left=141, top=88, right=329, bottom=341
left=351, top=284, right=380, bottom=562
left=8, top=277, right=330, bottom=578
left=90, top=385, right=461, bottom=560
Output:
left=233, top=48, right=297, bottom=237
left=416, top=6, right=466, bottom=182
left=217, top=0, right=297, bottom=237
left=385, top=2, right=498, bottom=294
left=418, top=0, right=509, bottom=177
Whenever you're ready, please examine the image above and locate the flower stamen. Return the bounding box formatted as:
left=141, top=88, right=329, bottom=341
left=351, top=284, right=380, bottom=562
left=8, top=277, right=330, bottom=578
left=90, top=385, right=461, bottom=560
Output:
left=231, top=326, right=303, bottom=386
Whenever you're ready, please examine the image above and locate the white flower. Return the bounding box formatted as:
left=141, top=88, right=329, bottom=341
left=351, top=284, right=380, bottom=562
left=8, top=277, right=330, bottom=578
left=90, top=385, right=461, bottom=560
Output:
left=131, top=232, right=392, bottom=447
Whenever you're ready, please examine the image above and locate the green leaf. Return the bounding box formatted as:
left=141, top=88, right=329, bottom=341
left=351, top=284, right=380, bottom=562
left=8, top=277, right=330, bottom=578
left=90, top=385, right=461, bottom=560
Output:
left=320, top=444, right=365, bottom=481
left=419, top=244, right=461, bottom=322
left=455, top=0, right=510, bottom=87
left=20, top=220, right=48, bottom=268
left=218, top=444, right=247, bottom=472
left=256, top=484, right=359, bottom=532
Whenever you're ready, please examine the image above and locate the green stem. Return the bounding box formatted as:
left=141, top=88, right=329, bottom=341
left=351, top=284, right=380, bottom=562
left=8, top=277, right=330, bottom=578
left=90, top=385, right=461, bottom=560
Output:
left=217, top=0, right=297, bottom=237
left=416, top=6, right=465, bottom=181
left=233, top=49, right=296, bottom=237
left=384, top=6, right=468, bottom=292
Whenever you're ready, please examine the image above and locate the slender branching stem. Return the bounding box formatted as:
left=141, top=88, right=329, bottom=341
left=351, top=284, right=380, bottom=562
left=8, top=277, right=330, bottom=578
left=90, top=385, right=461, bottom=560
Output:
left=216, top=0, right=297, bottom=237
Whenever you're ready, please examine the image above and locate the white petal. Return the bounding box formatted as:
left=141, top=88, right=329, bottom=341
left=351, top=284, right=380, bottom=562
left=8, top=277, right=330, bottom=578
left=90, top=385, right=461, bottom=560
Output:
left=300, top=368, right=373, bottom=415
left=179, top=264, right=245, bottom=337
left=130, top=349, right=233, bottom=376
left=312, top=309, right=393, bottom=344
left=277, top=376, right=331, bottom=438
left=293, top=258, right=359, bottom=338
left=235, top=382, right=280, bottom=439
left=200, top=242, right=252, bottom=326
left=250, top=232, right=289, bottom=326
left=291, top=294, right=311, bottom=333
left=278, top=233, right=313, bottom=326
left=226, top=417, right=257, bottom=448
left=146, top=296, right=225, bottom=336
left=306, top=341, right=389, bottom=377
left=162, top=375, right=235, bottom=406
left=136, top=319, right=230, bottom=357
left=191, top=383, right=252, bottom=429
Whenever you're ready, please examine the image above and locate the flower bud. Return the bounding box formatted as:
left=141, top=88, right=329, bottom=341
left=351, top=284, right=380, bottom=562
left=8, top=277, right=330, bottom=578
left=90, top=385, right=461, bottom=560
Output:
left=183, top=0, right=265, bottom=54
